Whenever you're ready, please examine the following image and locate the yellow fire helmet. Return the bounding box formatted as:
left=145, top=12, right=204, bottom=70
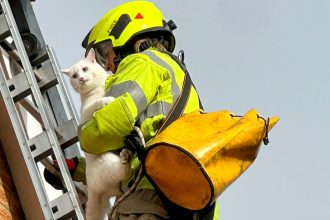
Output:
left=82, top=1, right=177, bottom=62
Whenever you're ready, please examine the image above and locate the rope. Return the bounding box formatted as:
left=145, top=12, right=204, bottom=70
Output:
left=230, top=113, right=270, bottom=145
left=257, top=115, right=270, bottom=145
left=108, top=166, right=144, bottom=219
left=108, top=127, right=146, bottom=219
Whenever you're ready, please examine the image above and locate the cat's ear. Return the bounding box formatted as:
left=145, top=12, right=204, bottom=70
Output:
left=86, top=48, right=96, bottom=63
left=61, top=68, right=70, bottom=76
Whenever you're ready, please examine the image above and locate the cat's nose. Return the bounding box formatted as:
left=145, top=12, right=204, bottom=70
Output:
left=79, top=77, right=85, bottom=82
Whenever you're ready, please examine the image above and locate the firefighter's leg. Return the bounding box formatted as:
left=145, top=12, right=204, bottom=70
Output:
left=113, top=189, right=169, bottom=220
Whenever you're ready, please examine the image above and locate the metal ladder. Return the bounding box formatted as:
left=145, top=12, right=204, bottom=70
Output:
left=0, top=0, right=85, bottom=219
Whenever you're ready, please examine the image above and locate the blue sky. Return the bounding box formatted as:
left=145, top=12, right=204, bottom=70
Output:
left=33, top=1, right=330, bottom=219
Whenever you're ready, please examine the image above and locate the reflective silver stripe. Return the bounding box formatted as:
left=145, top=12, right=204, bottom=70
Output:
left=138, top=50, right=181, bottom=123
left=142, top=50, right=180, bottom=102
left=137, top=50, right=182, bottom=123
left=107, top=50, right=182, bottom=125
left=137, top=101, right=172, bottom=124
left=106, top=81, right=147, bottom=115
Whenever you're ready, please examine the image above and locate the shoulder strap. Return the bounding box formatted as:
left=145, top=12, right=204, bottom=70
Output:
left=156, top=50, right=203, bottom=134
left=156, top=66, right=192, bottom=134
left=125, top=50, right=193, bottom=156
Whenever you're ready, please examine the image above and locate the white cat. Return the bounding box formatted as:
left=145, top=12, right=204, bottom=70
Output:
left=62, top=49, right=131, bottom=220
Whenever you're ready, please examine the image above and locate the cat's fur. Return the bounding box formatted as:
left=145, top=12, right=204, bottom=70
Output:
left=62, top=49, right=131, bottom=220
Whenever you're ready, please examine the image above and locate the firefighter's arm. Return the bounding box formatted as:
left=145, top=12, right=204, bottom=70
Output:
left=79, top=93, right=137, bottom=154
left=79, top=54, right=166, bottom=154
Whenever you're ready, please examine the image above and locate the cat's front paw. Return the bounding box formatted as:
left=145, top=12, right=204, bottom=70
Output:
left=119, top=148, right=133, bottom=164
left=99, top=96, right=115, bottom=107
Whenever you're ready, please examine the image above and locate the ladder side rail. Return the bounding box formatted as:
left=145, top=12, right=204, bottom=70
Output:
left=47, top=46, right=80, bottom=129
left=0, top=45, right=55, bottom=219
left=0, top=64, right=55, bottom=219
left=0, top=0, right=85, bottom=219
left=46, top=46, right=83, bottom=158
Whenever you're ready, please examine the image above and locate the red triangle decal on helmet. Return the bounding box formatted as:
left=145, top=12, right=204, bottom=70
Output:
left=135, top=13, right=144, bottom=19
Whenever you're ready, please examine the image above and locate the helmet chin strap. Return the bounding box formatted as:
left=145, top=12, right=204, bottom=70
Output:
left=112, top=47, right=135, bottom=73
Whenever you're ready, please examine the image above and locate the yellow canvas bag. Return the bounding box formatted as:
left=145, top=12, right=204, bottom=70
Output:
left=143, top=109, right=279, bottom=211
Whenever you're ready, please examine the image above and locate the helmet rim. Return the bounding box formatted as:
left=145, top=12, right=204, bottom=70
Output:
left=83, top=1, right=176, bottom=55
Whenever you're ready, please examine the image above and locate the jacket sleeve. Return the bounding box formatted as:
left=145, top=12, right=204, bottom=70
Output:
left=79, top=54, right=168, bottom=154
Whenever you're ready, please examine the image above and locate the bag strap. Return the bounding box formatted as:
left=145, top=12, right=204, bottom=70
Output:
left=125, top=50, right=194, bottom=158
left=156, top=66, right=192, bottom=134
left=124, top=51, right=193, bottom=159
left=156, top=49, right=205, bottom=134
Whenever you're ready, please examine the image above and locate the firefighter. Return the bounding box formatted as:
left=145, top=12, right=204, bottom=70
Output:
left=46, top=1, right=219, bottom=219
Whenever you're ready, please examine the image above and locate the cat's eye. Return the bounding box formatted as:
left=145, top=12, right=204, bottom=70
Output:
left=72, top=73, right=78, bottom=79
left=82, top=67, right=88, bottom=72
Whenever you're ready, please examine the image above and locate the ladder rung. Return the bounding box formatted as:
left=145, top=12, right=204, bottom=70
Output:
left=7, top=70, right=31, bottom=102
left=28, top=130, right=51, bottom=162
left=50, top=192, right=76, bottom=220
left=56, top=119, right=78, bottom=149
left=34, top=60, right=58, bottom=91
left=30, top=50, right=49, bottom=67
left=28, top=119, right=78, bottom=162
left=7, top=62, right=58, bottom=102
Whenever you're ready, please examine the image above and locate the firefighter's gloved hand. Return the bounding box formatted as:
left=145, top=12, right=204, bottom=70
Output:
left=43, top=168, right=63, bottom=190
left=124, top=128, right=146, bottom=161
left=43, top=157, right=84, bottom=190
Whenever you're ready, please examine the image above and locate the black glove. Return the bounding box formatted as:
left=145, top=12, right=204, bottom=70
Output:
left=43, top=157, right=79, bottom=190
left=124, top=129, right=146, bottom=161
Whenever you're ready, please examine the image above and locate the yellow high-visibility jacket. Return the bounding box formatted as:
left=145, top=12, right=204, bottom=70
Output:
left=79, top=48, right=201, bottom=154
left=78, top=48, right=219, bottom=219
